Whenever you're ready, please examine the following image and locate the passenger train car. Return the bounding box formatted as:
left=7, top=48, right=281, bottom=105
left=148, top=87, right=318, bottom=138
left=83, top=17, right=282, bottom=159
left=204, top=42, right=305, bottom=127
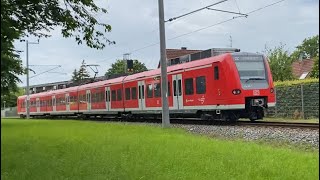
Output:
left=17, top=52, right=276, bottom=121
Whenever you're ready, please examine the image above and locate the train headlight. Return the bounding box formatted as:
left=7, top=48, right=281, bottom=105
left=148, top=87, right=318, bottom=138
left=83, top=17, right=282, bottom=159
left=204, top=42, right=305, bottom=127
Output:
left=270, top=88, right=274, bottom=93
left=232, top=89, right=241, bottom=95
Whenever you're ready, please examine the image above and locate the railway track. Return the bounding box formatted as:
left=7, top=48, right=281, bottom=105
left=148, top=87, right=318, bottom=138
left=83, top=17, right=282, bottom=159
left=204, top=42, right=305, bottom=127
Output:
left=92, top=118, right=320, bottom=129
left=236, top=121, right=319, bottom=129
left=32, top=116, right=319, bottom=129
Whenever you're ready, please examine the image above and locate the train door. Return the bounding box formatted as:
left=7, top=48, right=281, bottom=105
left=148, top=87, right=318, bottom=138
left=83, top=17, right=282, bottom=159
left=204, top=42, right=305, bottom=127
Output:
left=65, top=93, right=70, bottom=111
left=36, top=98, right=40, bottom=113
left=172, top=74, right=184, bottom=110
left=24, top=99, right=27, bottom=113
left=86, top=90, right=91, bottom=111
left=138, top=81, right=145, bottom=110
left=105, top=87, right=111, bottom=111
left=213, top=63, right=224, bottom=100
left=52, top=96, right=56, bottom=112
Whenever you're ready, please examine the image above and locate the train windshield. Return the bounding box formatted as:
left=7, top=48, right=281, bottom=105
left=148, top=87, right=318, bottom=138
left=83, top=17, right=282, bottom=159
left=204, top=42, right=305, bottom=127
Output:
left=235, top=59, right=266, bottom=80
left=232, top=53, right=268, bottom=89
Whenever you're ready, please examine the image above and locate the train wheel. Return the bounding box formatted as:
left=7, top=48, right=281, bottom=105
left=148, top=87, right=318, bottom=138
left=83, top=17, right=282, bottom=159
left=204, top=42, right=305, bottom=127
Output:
left=249, top=112, right=257, bottom=122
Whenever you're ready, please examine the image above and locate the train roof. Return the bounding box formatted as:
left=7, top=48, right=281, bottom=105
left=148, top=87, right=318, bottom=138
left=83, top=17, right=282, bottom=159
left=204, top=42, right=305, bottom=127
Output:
left=125, top=53, right=232, bottom=82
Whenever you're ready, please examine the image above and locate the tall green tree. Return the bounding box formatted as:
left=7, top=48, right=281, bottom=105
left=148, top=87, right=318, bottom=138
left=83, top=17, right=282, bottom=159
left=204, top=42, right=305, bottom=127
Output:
left=1, top=0, right=114, bottom=96
left=105, top=60, right=148, bottom=77
left=266, top=44, right=294, bottom=81
left=71, top=60, right=90, bottom=83
left=1, top=87, right=25, bottom=108
left=310, top=56, right=319, bottom=78
left=291, top=35, right=319, bottom=60
left=71, top=69, right=80, bottom=82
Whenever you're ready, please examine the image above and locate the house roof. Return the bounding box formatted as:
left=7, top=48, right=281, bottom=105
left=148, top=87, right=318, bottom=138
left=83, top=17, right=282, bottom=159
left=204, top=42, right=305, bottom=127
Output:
left=166, top=48, right=202, bottom=59
left=157, top=48, right=202, bottom=68
left=292, top=59, right=315, bottom=78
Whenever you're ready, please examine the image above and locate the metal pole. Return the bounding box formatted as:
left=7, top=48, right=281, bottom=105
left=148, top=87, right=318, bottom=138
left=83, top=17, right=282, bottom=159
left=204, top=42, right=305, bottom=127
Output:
left=158, top=0, right=170, bottom=127
left=301, top=84, right=305, bottom=119
left=26, top=40, right=30, bottom=119
left=274, top=87, right=277, bottom=117
left=123, top=53, right=129, bottom=74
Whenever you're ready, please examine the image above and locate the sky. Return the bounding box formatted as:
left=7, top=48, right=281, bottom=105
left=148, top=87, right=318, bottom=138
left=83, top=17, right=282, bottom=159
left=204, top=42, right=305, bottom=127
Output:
left=14, top=0, right=319, bottom=87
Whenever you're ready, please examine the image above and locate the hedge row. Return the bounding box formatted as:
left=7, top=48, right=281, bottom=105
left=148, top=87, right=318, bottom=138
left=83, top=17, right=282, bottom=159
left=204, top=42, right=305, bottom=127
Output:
left=274, top=78, right=319, bottom=87
left=266, top=81, right=319, bottom=119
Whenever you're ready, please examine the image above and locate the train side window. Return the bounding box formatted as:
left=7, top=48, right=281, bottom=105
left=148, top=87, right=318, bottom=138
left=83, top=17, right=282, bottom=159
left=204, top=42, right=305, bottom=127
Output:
left=142, top=85, right=145, bottom=99
left=131, top=87, right=137, bottom=100
left=196, top=76, right=206, bottom=94
left=125, top=88, right=131, bottom=100
left=184, top=78, right=194, bottom=95
left=173, top=80, right=176, bottom=96
left=106, top=91, right=110, bottom=102
left=111, top=90, right=116, bottom=101
left=168, top=82, right=171, bottom=96
left=154, top=83, right=161, bottom=97
left=147, top=84, right=153, bottom=98
left=138, top=86, right=141, bottom=99
left=96, top=93, right=99, bottom=102
left=100, top=92, right=104, bottom=102
left=178, top=79, right=182, bottom=96
left=91, top=93, right=95, bottom=103
left=214, top=66, right=219, bottom=80
left=117, top=89, right=122, bottom=101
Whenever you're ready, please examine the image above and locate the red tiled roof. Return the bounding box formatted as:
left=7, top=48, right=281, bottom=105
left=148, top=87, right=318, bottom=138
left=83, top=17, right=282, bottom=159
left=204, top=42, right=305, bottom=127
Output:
left=291, top=59, right=315, bottom=78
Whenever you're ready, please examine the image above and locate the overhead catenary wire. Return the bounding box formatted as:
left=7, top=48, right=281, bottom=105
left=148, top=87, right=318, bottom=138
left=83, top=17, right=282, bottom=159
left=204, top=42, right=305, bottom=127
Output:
left=165, top=0, right=228, bottom=22
left=30, top=65, right=62, bottom=79
left=95, top=0, right=286, bottom=65
left=234, top=0, right=241, bottom=13
left=29, top=64, right=61, bottom=67
left=96, top=1, right=231, bottom=65
left=246, top=0, right=285, bottom=14
left=206, top=8, right=248, bottom=16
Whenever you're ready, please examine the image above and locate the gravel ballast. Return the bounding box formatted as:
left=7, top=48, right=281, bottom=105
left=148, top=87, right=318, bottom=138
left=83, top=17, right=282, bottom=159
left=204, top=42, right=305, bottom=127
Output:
left=171, top=124, right=319, bottom=149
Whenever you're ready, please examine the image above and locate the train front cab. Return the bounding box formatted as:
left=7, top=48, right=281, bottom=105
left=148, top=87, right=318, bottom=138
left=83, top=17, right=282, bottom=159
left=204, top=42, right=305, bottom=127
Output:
left=231, top=52, right=276, bottom=121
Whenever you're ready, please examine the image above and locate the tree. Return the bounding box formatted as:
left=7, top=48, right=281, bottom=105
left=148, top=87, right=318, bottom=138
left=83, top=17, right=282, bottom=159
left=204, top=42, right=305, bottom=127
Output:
left=265, top=44, right=294, bottom=81
left=291, top=35, right=319, bottom=60
left=105, top=60, right=148, bottom=77
left=71, top=69, right=80, bottom=82
left=1, top=0, right=114, bottom=96
left=1, top=87, right=25, bottom=108
left=310, top=56, right=319, bottom=78
left=71, top=60, right=90, bottom=83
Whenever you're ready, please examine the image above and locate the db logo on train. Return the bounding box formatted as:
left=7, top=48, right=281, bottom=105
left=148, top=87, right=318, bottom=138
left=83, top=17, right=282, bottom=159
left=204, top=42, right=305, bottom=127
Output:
left=253, top=90, right=260, bottom=96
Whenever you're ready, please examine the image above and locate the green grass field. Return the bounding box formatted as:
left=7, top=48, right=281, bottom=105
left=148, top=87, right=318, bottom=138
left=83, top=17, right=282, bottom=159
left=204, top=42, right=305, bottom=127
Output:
left=1, top=119, right=319, bottom=180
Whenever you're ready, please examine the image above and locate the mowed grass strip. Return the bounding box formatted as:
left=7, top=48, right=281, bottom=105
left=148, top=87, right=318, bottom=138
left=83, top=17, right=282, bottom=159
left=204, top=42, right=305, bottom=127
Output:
left=1, top=119, right=319, bottom=180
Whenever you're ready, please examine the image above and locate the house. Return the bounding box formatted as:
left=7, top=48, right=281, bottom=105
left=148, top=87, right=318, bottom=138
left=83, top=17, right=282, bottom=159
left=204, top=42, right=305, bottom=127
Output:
left=158, top=47, right=240, bottom=68
left=291, top=58, right=315, bottom=79
left=157, top=47, right=202, bottom=68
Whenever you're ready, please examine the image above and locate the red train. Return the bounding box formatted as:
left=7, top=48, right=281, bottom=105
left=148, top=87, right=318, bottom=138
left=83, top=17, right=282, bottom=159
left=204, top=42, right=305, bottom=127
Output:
left=17, top=52, right=276, bottom=121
